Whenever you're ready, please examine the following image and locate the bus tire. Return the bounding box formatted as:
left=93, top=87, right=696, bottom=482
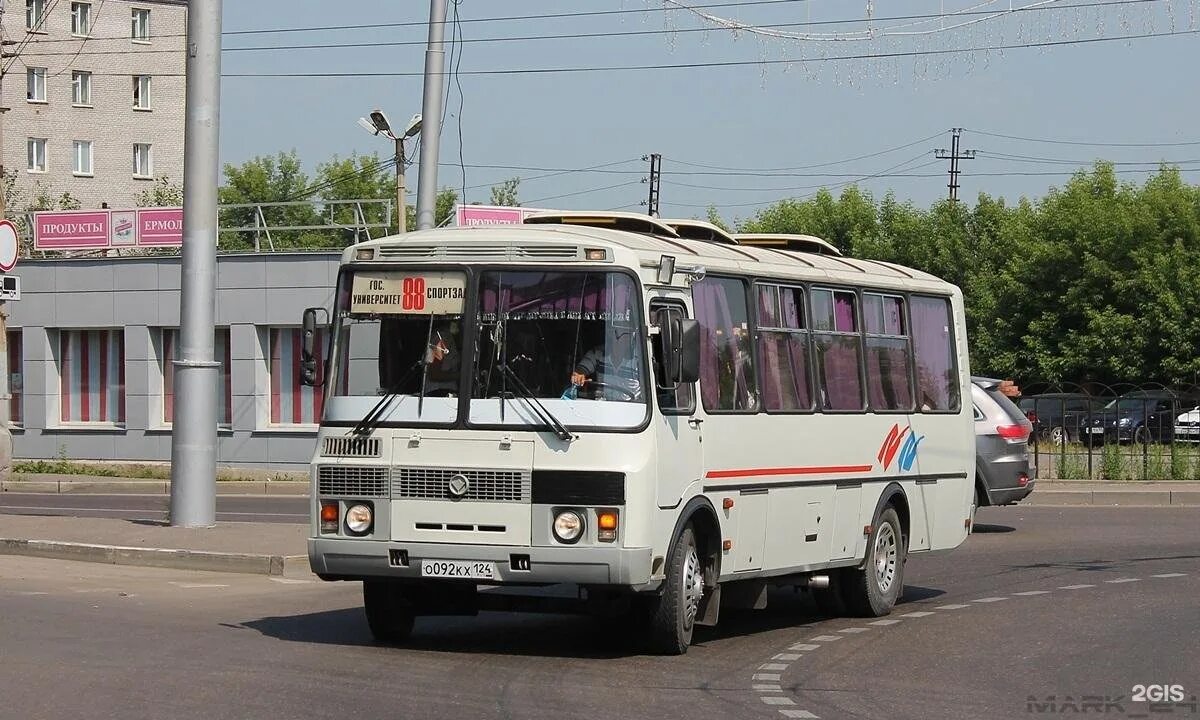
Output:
left=647, top=525, right=704, bottom=655
left=841, top=507, right=905, bottom=617
left=363, top=580, right=415, bottom=643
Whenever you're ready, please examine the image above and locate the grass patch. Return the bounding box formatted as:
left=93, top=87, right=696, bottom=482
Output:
left=12, top=455, right=305, bottom=482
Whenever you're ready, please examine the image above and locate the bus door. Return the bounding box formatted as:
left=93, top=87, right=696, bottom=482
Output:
left=650, top=298, right=703, bottom=508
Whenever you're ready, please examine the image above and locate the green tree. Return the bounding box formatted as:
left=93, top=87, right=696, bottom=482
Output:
left=313, top=153, right=395, bottom=242
left=489, top=178, right=520, bottom=207
left=135, top=176, right=183, bottom=207
left=404, top=188, right=461, bottom=232
left=217, top=151, right=321, bottom=249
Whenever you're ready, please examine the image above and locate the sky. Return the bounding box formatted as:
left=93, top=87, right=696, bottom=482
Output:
left=218, top=0, right=1200, bottom=224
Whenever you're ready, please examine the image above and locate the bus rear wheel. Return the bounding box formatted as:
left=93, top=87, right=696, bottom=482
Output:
left=841, top=507, right=905, bottom=617
left=646, top=525, right=704, bottom=655
left=363, top=580, right=415, bottom=643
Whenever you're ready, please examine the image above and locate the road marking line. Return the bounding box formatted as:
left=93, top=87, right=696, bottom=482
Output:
left=901, top=611, right=935, bottom=618
left=935, top=603, right=970, bottom=610
left=1105, top=578, right=1140, bottom=584
left=810, top=635, right=842, bottom=642
left=1013, top=590, right=1051, bottom=596
left=753, top=673, right=781, bottom=681
left=759, top=663, right=789, bottom=671
left=1058, top=584, right=1095, bottom=590
left=773, top=653, right=802, bottom=661
left=754, top=685, right=784, bottom=692
left=972, top=597, right=1009, bottom=603
left=168, top=582, right=230, bottom=589
left=790, top=643, right=820, bottom=651
left=1151, top=573, right=1186, bottom=578
left=268, top=578, right=314, bottom=584
left=779, top=711, right=819, bottom=719
left=869, top=618, right=902, bottom=626
left=839, top=627, right=870, bottom=633
left=762, top=696, right=796, bottom=706
left=18, top=591, right=49, bottom=596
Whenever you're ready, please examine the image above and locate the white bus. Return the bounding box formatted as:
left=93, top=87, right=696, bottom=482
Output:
left=301, top=211, right=974, bottom=654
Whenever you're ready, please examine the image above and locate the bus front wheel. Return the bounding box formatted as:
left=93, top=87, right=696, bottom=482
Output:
left=842, top=507, right=905, bottom=617
left=647, top=525, right=704, bottom=655
left=363, top=580, right=415, bottom=643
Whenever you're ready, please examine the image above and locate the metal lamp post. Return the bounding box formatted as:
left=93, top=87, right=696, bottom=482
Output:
left=358, top=111, right=422, bottom=234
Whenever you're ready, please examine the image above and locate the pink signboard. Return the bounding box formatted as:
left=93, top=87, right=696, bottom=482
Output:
left=454, top=204, right=550, bottom=227
left=34, top=211, right=110, bottom=249
left=137, top=208, right=184, bottom=246
left=33, top=207, right=183, bottom=250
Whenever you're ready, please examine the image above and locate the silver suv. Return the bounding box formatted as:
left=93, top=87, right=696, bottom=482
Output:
left=972, top=377, right=1035, bottom=522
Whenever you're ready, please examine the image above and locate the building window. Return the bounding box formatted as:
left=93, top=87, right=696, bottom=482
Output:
left=133, top=143, right=153, bottom=178
left=694, top=276, right=758, bottom=412
left=72, top=70, right=92, bottom=105
left=811, top=288, right=864, bottom=411
left=27, top=138, right=47, bottom=173
left=863, top=293, right=914, bottom=411
left=131, top=8, right=150, bottom=41
left=162, top=329, right=232, bottom=426
left=26, top=0, right=46, bottom=30
left=8, top=331, right=23, bottom=427
left=70, top=2, right=91, bottom=36
left=26, top=67, right=46, bottom=103
left=756, top=283, right=812, bottom=412
left=269, top=328, right=326, bottom=425
left=58, top=329, right=125, bottom=424
left=72, top=140, right=93, bottom=176
left=133, top=75, right=151, bottom=109
left=911, top=295, right=960, bottom=412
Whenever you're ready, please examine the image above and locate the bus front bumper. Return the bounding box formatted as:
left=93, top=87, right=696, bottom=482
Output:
left=308, top=538, right=655, bottom=587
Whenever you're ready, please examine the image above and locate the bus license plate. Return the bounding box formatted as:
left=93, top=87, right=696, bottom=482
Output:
left=421, top=560, right=495, bottom=580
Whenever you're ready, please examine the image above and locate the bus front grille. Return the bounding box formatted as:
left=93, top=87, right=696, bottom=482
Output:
left=317, top=465, right=390, bottom=498
left=321, top=436, right=382, bottom=458
left=392, top=467, right=530, bottom=503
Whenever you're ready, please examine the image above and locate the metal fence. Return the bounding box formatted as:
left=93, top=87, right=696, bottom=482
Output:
left=1018, top=382, right=1200, bottom=481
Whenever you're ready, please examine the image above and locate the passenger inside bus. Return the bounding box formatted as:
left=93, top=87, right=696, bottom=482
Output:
left=569, top=320, right=644, bottom=401
left=377, top=316, right=462, bottom=396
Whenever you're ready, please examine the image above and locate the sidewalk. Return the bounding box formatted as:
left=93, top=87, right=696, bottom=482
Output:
left=1025, top=481, right=1200, bottom=507
left=0, top=515, right=308, bottom=576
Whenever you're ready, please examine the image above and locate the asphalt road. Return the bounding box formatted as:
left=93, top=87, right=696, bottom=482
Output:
left=1, top=506, right=1196, bottom=720
left=0, top=493, right=309, bottom=523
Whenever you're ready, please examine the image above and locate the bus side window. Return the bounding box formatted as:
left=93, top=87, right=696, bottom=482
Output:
left=652, top=302, right=695, bottom=415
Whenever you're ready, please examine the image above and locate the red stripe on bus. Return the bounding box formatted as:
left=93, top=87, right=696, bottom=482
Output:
left=705, top=464, right=873, bottom=479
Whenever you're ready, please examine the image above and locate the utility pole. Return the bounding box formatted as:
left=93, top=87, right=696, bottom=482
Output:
left=169, top=0, right=222, bottom=527
left=395, top=137, right=407, bottom=233
left=934, top=128, right=976, bottom=202
left=645, top=153, right=662, bottom=217
left=0, top=0, right=10, bottom=479
left=414, top=0, right=447, bottom=230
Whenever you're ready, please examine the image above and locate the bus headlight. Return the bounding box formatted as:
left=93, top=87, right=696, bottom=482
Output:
left=552, top=510, right=584, bottom=544
left=345, top=503, right=374, bottom=535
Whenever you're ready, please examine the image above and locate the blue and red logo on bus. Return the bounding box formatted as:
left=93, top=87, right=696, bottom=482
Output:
left=878, top=423, right=923, bottom=472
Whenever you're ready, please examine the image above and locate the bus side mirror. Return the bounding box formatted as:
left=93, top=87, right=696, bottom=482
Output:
left=677, top=318, right=700, bottom=384
left=300, top=307, right=327, bottom=387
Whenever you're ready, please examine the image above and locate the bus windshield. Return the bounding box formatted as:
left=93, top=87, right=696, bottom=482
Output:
left=324, top=267, right=648, bottom=431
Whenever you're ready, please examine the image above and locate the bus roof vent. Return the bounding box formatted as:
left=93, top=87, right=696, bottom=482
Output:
left=523, top=210, right=681, bottom=238
left=513, top=245, right=579, bottom=260
left=661, top=219, right=739, bottom=245
left=733, top=233, right=843, bottom=256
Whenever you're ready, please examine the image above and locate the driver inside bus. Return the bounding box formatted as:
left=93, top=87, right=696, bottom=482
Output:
left=568, top=320, right=643, bottom=401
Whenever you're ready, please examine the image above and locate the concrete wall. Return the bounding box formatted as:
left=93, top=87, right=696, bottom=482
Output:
left=8, top=252, right=340, bottom=469
left=2, top=0, right=188, bottom=209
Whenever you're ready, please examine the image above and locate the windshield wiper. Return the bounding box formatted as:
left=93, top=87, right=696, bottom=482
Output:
left=350, top=360, right=421, bottom=437
left=497, top=363, right=575, bottom=442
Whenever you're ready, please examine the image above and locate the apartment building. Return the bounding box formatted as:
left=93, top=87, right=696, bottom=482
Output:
left=1, top=0, right=187, bottom=210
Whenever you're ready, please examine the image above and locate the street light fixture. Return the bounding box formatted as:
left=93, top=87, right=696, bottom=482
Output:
left=358, top=109, right=422, bottom=234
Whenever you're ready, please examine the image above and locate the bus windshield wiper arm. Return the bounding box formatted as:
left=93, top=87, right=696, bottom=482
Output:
left=497, top=363, right=575, bottom=442
left=350, top=361, right=421, bottom=437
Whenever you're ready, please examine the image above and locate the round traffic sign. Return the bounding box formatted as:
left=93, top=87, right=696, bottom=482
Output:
left=0, top=220, right=18, bottom=272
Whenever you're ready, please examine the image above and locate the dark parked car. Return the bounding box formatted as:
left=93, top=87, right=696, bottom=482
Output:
left=1018, top=393, right=1108, bottom=445
left=1084, top=390, right=1199, bottom=445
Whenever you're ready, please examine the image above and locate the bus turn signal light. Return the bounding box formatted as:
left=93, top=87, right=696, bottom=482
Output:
left=597, top=511, right=618, bottom=542
left=722, top=498, right=734, bottom=510
left=320, top=502, right=339, bottom=533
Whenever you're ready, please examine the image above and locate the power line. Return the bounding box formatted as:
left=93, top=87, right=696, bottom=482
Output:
left=979, top=151, right=1200, bottom=165
left=968, top=129, right=1200, bottom=148
left=668, top=132, right=946, bottom=173
left=215, top=29, right=1200, bottom=78
left=524, top=180, right=643, bottom=205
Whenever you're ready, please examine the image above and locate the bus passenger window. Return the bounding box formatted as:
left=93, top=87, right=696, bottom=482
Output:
left=864, top=293, right=914, bottom=411
left=694, top=277, right=758, bottom=412
left=811, top=288, right=864, bottom=411
left=756, top=284, right=812, bottom=412
left=910, top=295, right=959, bottom=412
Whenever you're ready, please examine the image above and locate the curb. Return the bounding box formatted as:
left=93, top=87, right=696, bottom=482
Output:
left=1, top=477, right=310, bottom=496
left=0, top=538, right=306, bottom=576
left=1027, top=490, right=1199, bottom=506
